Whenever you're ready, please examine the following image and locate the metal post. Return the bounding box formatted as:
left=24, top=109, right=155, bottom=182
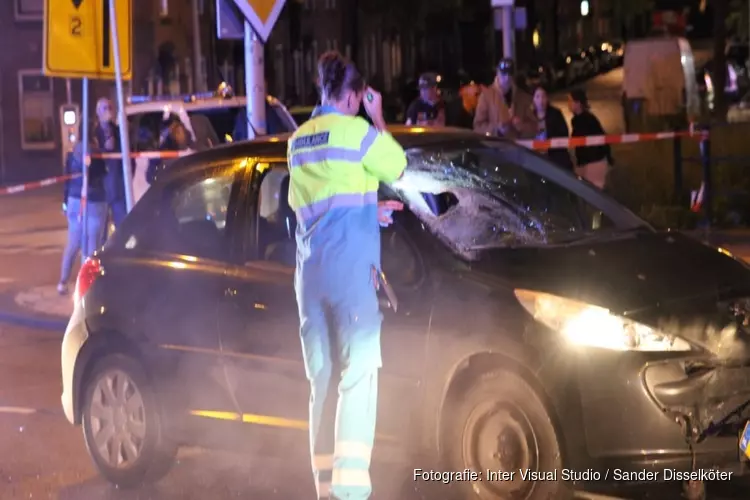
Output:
left=699, top=126, right=712, bottom=227
left=244, top=21, right=267, bottom=138
left=109, top=0, right=135, bottom=213
left=65, top=79, right=73, bottom=105
left=192, top=0, right=204, bottom=92
left=501, top=6, right=514, bottom=59
left=80, top=78, right=89, bottom=258
left=672, top=132, right=683, bottom=204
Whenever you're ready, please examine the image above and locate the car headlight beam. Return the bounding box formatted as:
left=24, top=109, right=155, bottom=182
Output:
left=514, top=289, right=692, bottom=352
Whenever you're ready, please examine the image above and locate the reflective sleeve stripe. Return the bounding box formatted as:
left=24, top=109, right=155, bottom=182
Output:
left=296, top=191, right=377, bottom=224
left=331, top=469, right=372, bottom=488
left=289, top=127, right=379, bottom=168
left=317, top=481, right=331, bottom=498
left=333, top=441, right=373, bottom=465
left=359, top=127, right=379, bottom=154
left=361, top=131, right=407, bottom=183
left=313, top=454, right=334, bottom=470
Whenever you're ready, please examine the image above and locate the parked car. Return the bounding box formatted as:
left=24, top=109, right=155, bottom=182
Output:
left=288, top=105, right=315, bottom=126
left=610, top=40, right=625, bottom=66
left=61, top=126, right=750, bottom=498
left=566, top=49, right=593, bottom=81
left=522, top=60, right=555, bottom=90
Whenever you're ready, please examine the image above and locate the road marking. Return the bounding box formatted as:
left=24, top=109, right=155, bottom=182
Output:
left=189, top=409, right=397, bottom=442
left=0, top=406, right=37, bottom=415
left=0, top=277, right=15, bottom=284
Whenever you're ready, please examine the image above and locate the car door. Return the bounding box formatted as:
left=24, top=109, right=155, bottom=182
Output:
left=107, top=159, right=249, bottom=439
left=217, top=161, right=431, bottom=447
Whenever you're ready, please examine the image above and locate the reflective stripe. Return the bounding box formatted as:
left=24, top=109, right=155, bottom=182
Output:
left=317, top=481, right=331, bottom=498
left=296, top=191, right=378, bottom=223
left=334, top=441, right=373, bottom=465
left=290, top=148, right=362, bottom=167
left=290, top=126, right=379, bottom=168
left=360, top=127, right=378, bottom=154
left=313, top=454, right=334, bottom=470
left=332, top=468, right=372, bottom=488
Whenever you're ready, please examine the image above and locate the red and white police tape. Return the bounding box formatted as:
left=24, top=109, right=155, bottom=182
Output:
left=515, top=129, right=708, bottom=151
left=0, top=173, right=80, bottom=196
left=0, top=127, right=711, bottom=196
left=0, top=150, right=188, bottom=195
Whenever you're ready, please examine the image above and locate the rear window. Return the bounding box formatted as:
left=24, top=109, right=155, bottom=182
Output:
left=192, top=102, right=296, bottom=142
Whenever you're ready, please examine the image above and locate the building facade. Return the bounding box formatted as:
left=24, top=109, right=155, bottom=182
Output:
left=0, top=0, right=199, bottom=184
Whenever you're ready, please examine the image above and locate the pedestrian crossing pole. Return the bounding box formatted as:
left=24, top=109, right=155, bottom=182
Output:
left=244, top=21, right=267, bottom=138
left=109, top=0, right=135, bottom=213
left=80, top=78, right=89, bottom=257
left=491, top=0, right=515, bottom=60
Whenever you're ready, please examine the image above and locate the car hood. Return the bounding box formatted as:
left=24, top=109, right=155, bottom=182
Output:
left=473, top=231, right=750, bottom=315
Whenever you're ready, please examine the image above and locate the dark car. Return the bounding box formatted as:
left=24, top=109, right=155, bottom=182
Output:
left=61, top=127, right=750, bottom=499
left=522, top=60, right=555, bottom=90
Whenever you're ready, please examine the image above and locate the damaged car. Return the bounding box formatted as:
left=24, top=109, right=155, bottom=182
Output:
left=61, top=126, right=750, bottom=499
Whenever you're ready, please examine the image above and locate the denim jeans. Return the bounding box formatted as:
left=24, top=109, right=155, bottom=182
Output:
left=60, top=196, right=108, bottom=284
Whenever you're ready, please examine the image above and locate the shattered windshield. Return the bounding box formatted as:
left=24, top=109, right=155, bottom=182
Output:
left=387, top=144, right=606, bottom=260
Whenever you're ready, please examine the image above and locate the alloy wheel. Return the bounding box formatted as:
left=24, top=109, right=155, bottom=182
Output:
left=87, top=369, right=147, bottom=469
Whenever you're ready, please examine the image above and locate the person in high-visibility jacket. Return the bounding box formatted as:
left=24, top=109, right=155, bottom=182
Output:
left=287, top=51, right=407, bottom=499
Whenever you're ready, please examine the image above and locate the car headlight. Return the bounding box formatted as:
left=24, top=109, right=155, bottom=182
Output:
left=514, top=289, right=692, bottom=352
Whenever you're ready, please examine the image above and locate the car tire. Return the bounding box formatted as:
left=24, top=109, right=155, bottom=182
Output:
left=442, top=370, right=571, bottom=500
left=82, top=353, right=178, bottom=488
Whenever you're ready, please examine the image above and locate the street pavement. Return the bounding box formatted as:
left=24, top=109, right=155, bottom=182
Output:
left=3, top=183, right=750, bottom=495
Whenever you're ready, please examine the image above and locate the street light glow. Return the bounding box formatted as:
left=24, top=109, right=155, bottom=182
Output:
left=580, top=0, right=589, bottom=16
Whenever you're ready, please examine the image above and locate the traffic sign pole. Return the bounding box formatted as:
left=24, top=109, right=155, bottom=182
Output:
left=109, top=0, right=135, bottom=213
left=244, top=21, right=266, bottom=138
left=80, top=78, right=89, bottom=257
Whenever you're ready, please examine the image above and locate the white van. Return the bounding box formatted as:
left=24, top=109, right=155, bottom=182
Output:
left=622, top=37, right=700, bottom=131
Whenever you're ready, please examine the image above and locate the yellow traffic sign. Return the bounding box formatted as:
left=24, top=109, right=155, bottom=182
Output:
left=232, top=0, right=286, bottom=42
left=43, top=0, right=132, bottom=80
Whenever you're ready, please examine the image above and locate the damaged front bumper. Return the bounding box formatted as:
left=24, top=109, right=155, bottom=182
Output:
left=648, top=359, right=750, bottom=443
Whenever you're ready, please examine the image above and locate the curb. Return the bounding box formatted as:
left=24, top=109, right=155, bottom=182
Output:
left=0, top=310, right=66, bottom=332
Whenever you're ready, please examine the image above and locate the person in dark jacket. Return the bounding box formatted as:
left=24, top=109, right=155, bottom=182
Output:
left=446, top=73, right=481, bottom=129
left=146, top=117, right=193, bottom=184
left=57, top=140, right=108, bottom=295
left=94, top=97, right=128, bottom=227
left=569, top=89, right=612, bottom=189
left=531, top=86, right=574, bottom=171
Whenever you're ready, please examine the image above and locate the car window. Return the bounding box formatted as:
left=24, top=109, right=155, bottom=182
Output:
left=129, top=112, right=164, bottom=152
left=254, top=163, right=296, bottom=266
left=194, top=103, right=295, bottom=143
left=167, top=170, right=235, bottom=259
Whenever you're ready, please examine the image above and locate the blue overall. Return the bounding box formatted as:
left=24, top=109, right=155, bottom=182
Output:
left=288, top=105, right=407, bottom=499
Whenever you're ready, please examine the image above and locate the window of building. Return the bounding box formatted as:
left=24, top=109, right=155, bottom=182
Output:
left=18, top=70, right=55, bottom=151
left=15, top=0, right=43, bottom=21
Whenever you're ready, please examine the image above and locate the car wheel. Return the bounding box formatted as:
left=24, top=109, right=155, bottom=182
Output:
left=82, top=354, right=178, bottom=488
left=442, top=370, right=570, bottom=500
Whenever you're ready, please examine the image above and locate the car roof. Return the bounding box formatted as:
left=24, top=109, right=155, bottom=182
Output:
left=155, top=125, right=503, bottom=183
left=125, top=95, right=284, bottom=116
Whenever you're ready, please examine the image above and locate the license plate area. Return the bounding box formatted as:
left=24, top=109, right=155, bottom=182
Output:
left=740, top=421, right=750, bottom=460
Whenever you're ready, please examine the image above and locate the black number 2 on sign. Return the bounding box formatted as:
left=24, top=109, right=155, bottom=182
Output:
left=70, top=16, right=82, bottom=36
left=102, top=0, right=111, bottom=68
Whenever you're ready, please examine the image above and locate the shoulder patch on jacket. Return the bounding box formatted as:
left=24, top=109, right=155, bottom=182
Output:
left=291, top=131, right=330, bottom=151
